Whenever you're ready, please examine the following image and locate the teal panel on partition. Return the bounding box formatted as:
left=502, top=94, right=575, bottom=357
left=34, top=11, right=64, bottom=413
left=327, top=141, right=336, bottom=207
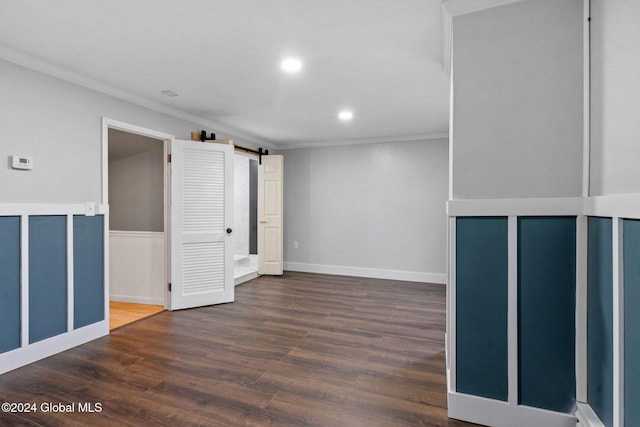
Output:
left=0, top=217, right=21, bottom=353
left=456, top=217, right=508, bottom=401
left=518, top=217, right=576, bottom=413
left=73, top=215, right=105, bottom=329
left=29, top=216, right=67, bottom=343
left=624, top=219, right=640, bottom=427
left=587, top=217, right=613, bottom=427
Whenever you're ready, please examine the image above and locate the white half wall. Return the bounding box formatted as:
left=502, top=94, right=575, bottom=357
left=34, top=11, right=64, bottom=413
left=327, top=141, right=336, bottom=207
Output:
left=451, top=0, right=584, bottom=199
left=280, top=138, right=448, bottom=283
left=109, top=231, right=165, bottom=305
left=589, top=0, right=640, bottom=196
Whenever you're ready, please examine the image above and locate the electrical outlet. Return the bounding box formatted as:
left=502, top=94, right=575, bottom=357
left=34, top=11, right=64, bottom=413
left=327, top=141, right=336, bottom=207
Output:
left=85, top=202, right=96, bottom=216
left=293, top=241, right=299, bottom=249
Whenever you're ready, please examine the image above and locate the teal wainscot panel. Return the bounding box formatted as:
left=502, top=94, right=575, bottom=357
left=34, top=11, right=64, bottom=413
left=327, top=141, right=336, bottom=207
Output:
left=518, top=216, right=576, bottom=413
left=624, top=219, right=640, bottom=427
left=0, top=217, right=21, bottom=353
left=587, top=217, right=613, bottom=427
left=29, top=216, right=67, bottom=343
left=456, top=217, right=508, bottom=401
left=73, top=215, right=105, bottom=329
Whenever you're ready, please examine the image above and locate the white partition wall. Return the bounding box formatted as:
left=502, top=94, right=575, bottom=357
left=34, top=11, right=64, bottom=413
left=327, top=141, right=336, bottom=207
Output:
left=446, top=1, right=585, bottom=426
left=447, top=1, right=640, bottom=426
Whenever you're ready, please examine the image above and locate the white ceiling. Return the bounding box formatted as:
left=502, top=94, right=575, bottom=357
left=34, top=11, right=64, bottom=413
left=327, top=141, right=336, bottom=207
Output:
left=0, top=0, right=449, bottom=148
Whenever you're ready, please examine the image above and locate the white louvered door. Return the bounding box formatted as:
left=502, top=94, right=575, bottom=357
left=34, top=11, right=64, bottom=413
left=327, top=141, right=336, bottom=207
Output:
left=170, top=139, right=234, bottom=310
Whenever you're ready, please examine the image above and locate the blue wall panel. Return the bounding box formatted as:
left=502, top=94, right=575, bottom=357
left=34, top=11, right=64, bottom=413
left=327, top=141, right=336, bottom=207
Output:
left=518, top=217, right=576, bottom=413
left=624, top=219, right=640, bottom=427
left=587, top=217, right=613, bottom=427
left=0, top=217, right=21, bottom=353
left=73, top=215, right=104, bottom=329
left=29, top=216, right=67, bottom=343
left=456, top=217, right=508, bottom=401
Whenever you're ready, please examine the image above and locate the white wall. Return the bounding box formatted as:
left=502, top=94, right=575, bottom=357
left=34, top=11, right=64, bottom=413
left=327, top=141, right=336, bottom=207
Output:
left=0, top=59, right=260, bottom=204
left=108, top=134, right=164, bottom=232
left=234, top=153, right=250, bottom=257
left=281, top=139, right=448, bottom=283
left=590, top=0, right=640, bottom=196
left=451, top=0, right=584, bottom=199
left=109, top=231, right=165, bottom=305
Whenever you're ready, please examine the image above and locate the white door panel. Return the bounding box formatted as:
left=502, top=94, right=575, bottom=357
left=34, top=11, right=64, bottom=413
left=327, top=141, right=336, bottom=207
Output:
left=258, top=155, right=283, bottom=275
left=171, top=140, right=234, bottom=310
left=264, top=228, right=279, bottom=262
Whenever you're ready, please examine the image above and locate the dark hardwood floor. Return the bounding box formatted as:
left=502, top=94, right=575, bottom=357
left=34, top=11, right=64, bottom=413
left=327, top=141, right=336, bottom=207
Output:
left=0, top=272, right=481, bottom=427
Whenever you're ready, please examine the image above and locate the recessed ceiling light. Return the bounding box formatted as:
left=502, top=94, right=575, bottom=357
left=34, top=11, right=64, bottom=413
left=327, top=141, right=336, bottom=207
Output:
left=160, top=89, right=179, bottom=97
left=281, top=58, right=303, bottom=73
left=338, top=111, right=354, bottom=121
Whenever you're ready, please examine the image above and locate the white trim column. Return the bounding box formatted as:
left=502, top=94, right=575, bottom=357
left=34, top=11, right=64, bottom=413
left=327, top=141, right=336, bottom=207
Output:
left=447, top=217, right=457, bottom=393
left=66, top=214, right=74, bottom=332
left=507, top=216, right=518, bottom=404
left=576, top=215, right=589, bottom=403
left=612, top=218, right=624, bottom=427
left=20, top=214, right=29, bottom=348
left=582, top=0, right=591, bottom=198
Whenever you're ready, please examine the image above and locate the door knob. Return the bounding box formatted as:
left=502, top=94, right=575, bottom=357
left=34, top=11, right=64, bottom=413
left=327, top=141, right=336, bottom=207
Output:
left=259, top=220, right=268, bottom=223
left=226, top=228, right=233, bottom=234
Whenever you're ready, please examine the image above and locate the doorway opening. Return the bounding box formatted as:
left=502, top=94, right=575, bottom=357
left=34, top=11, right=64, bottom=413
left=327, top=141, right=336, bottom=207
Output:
left=234, top=151, right=259, bottom=285
left=103, top=119, right=264, bottom=322
left=105, top=124, right=170, bottom=329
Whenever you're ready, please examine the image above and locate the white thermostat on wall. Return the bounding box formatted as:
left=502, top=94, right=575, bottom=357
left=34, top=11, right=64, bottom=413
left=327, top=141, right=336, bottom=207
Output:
left=11, top=155, right=33, bottom=170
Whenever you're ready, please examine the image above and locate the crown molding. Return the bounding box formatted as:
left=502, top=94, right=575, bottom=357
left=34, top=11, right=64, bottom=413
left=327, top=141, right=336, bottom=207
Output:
left=0, top=44, right=277, bottom=149
left=441, top=0, right=526, bottom=75
left=0, top=44, right=446, bottom=152
left=276, top=132, right=449, bottom=150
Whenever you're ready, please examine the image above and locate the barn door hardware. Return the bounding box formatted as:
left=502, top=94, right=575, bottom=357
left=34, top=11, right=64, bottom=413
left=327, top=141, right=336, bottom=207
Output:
left=258, top=147, right=269, bottom=165
left=190, top=130, right=217, bottom=142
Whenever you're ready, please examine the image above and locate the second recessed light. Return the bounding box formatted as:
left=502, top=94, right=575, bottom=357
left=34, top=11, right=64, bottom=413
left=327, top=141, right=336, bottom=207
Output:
left=281, top=58, right=303, bottom=73
left=338, top=111, right=354, bottom=121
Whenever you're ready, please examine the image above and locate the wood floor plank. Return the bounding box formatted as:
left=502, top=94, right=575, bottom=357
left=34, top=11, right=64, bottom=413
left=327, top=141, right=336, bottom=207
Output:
left=109, top=302, right=164, bottom=330
left=0, top=271, right=482, bottom=426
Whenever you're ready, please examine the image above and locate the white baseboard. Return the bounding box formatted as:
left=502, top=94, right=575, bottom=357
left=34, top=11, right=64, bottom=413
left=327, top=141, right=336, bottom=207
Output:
left=283, top=262, right=446, bottom=284
left=109, top=294, right=164, bottom=306
left=448, top=392, right=577, bottom=427
left=235, top=271, right=259, bottom=286
left=0, top=321, right=108, bottom=375
left=575, top=402, right=605, bottom=427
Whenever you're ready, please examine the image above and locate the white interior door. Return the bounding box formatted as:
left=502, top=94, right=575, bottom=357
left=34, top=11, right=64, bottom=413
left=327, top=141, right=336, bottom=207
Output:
left=170, top=139, right=234, bottom=310
left=258, top=155, right=283, bottom=275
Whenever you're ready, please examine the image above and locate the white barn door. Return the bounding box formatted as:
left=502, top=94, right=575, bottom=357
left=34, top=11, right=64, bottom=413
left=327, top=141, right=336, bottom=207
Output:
left=258, top=155, right=283, bottom=275
left=170, top=139, right=234, bottom=310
